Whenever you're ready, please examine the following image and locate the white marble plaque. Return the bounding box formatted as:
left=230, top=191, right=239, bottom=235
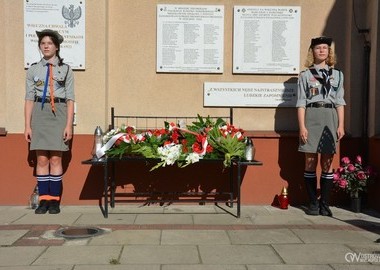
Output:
left=157, top=4, right=224, bottom=73
left=24, top=0, right=86, bottom=69
left=233, top=6, right=300, bottom=74
left=204, top=82, right=297, bottom=107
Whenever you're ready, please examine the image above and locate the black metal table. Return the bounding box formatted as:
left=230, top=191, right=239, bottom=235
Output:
left=82, top=157, right=262, bottom=218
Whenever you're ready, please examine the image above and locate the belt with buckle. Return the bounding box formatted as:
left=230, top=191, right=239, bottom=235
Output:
left=35, top=97, right=66, bottom=103
left=306, top=102, right=334, bottom=108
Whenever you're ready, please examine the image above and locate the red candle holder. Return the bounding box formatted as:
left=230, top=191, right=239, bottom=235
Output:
left=278, top=187, right=289, bottom=209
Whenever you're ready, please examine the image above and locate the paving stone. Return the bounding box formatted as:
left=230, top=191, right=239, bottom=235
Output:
left=251, top=214, right=313, bottom=225
left=272, top=243, right=354, bottom=264
left=331, top=265, right=380, bottom=269
left=0, top=266, right=73, bottom=270
left=228, top=229, right=302, bottom=244
left=134, top=213, right=194, bottom=224
left=345, top=243, right=380, bottom=264
left=12, top=212, right=81, bottom=225
left=108, top=205, right=165, bottom=214
left=198, top=245, right=282, bottom=264
left=163, top=205, right=218, bottom=214
left=0, top=207, right=30, bottom=224
left=162, top=265, right=246, bottom=270
left=0, top=230, right=28, bottom=245
left=74, top=213, right=136, bottom=225
left=120, top=245, right=199, bottom=264
left=74, top=265, right=160, bottom=270
left=89, top=229, right=161, bottom=245
left=161, top=230, right=230, bottom=245
left=32, top=245, right=122, bottom=265
left=193, top=214, right=253, bottom=225
left=247, top=265, right=334, bottom=270
left=0, top=246, right=46, bottom=266
left=291, top=229, right=375, bottom=244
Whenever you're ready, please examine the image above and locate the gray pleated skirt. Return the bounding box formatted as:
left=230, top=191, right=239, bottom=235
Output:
left=30, top=102, right=69, bottom=151
left=298, top=107, right=338, bottom=154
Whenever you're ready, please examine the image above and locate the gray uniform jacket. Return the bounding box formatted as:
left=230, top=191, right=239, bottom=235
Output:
left=296, top=65, right=345, bottom=108
left=25, top=57, right=75, bottom=101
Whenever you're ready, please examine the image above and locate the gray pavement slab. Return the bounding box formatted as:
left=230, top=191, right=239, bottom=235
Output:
left=0, top=266, right=73, bottom=270
left=292, top=228, right=375, bottom=244
left=331, top=265, right=380, bottom=270
left=89, top=229, right=161, bottom=245
left=272, top=243, right=357, bottom=264
left=12, top=212, right=81, bottom=225
left=32, top=245, right=122, bottom=265
left=0, top=205, right=379, bottom=269
left=163, top=205, right=219, bottom=214
left=193, top=213, right=253, bottom=224
left=198, top=245, right=283, bottom=264
left=75, top=213, right=137, bottom=225
left=0, top=246, right=47, bottom=266
left=74, top=266, right=160, bottom=270
left=120, top=245, right=200, bottom=264
left=228, top=228, right=302, bottom=244
left=162, top=265, right=247, bottom=270
left=251, top=214, right=314, bottom=225
left=134, top=213, right=194, bottom=224
left=161, top=230, right=230, bottom=245
left=0, top=230, right=28, bottom=245
left=247, top=266, right=334, bottom=270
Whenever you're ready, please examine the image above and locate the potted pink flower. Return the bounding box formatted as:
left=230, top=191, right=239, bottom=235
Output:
left=333, top=155, right=376, bottom=212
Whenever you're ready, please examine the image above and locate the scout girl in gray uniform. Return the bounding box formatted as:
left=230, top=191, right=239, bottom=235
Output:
left=297, top=36, right=345, bottom=216
left=24, top=29, right=75, bottom=214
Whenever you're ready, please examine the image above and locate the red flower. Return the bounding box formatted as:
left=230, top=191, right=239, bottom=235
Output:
left=206, top=144, right=213, bottom=153
left=192, top=134, right=208, bottom=155
left=171, top=131, right=180, bottom=143
left=356, top=171, right=367, bottom=180
left=347, top=164, right=355, bottom=172
left=181, top=139, right=188, bottom=153
left=341, top=157, right=350, bottom=165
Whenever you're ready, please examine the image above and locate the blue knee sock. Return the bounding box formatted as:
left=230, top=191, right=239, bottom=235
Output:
left=36, top=174, right=49, bottom=196
left=49, top=174, right=63, bottom=197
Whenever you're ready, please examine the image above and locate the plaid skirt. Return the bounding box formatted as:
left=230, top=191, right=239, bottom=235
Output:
left=30, top=102, right=69, bottom=151
left=298, top=107, right=338, bottom=154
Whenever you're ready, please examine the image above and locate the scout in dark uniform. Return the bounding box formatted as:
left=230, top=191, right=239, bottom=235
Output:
left=24, top=29, right=75, bottom=214
left=297, top=36, right=345, bottom=216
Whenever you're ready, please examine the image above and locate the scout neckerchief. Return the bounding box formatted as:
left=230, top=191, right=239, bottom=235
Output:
left=41, top=63, right=55, bottom=113
left=41, top=63, right=50, bottom=110
left=309, top=66, right=332, bottom=98
left=49, top=64, right=55, bottom=113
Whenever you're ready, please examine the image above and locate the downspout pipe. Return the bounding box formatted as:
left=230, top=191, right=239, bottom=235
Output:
left=362, top=40, right=370, bottom=162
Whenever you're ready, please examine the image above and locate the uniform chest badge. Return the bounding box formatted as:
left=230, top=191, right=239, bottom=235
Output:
left=34, top=76, right=44, bottom=87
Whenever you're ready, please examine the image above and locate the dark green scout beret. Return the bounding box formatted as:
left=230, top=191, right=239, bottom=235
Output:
left=310, top=36, right=332, bottom=48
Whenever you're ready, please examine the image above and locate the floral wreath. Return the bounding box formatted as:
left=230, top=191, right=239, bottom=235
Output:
left=97, top=115, right=247, bottom=170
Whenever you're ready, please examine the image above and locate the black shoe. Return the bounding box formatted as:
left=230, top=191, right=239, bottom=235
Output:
left=305, top=202, right=319, bottom=216
left=35, top=200, right=49, bottom=214
left=319, top=201, right=333, bottom=217
left=48, top=200, right=61, bottom=214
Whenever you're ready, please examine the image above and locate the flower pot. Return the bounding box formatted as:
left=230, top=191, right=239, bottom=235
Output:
left=350, top=196, right=361, bottom=213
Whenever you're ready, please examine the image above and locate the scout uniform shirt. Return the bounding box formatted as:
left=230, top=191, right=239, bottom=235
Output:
left=296, top=65, right=345, bottom=108
left=25, top=57, right=75, bottom=102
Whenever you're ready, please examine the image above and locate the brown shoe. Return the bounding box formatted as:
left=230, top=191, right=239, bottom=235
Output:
left=35, top=200, right=49, bottom=214
left=48, top=200, right=60, bottom=214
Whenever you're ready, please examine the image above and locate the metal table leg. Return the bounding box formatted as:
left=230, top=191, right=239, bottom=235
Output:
left=103, top=160, right=109, bottom=218
left=237, top=162, right=241, bottom=218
